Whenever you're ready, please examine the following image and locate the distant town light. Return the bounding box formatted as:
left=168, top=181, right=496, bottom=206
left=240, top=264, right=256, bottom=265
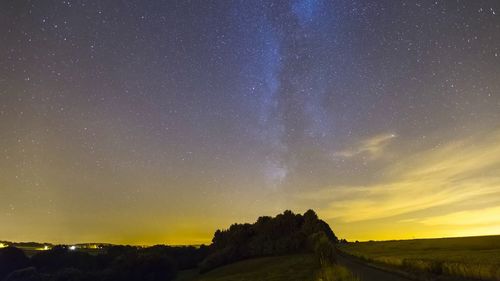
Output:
left=43, top=245, right=50, bottom=250
left=69, top=245, right=76, bottom=250
left=0, top=243, right=6, bottom=248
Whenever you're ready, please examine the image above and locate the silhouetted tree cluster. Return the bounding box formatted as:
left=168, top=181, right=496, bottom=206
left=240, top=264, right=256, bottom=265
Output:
left=1, top=209, right=336, bottom=279
left=1, top=244, right=207, bottom=281
left=200, top=209, right=337, bottom=272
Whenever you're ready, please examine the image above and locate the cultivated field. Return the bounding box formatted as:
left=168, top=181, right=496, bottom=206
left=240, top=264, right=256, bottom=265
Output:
left=338, top=235, right=500, bottom=281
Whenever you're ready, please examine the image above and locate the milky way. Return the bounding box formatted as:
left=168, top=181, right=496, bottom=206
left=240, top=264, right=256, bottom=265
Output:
left=1, top=1, right=500, bottom=244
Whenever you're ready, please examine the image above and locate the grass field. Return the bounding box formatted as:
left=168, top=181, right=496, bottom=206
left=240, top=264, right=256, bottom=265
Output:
left=175, top=254, right=359, bottom=281
left=176, top=254, right=320, bottom=281
left=338, top=235, right=500, bottom=281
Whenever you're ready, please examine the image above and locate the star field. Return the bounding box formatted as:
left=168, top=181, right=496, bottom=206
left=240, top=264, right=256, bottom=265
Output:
left=1, top=0, right=500, bottom=244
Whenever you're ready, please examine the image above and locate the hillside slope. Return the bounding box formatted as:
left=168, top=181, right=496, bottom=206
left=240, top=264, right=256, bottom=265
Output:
left=176, top=254, right=319, bottom=281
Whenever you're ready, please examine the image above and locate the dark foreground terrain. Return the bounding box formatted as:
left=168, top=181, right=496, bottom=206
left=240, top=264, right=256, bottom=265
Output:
left=337, top=253, right=412, bottom=281
left=0, top=210, right=341, bottom=281
left=2, top=212, right=497, bottom=281
left=175, top=253, right=415, bottom=281
left=175, top=254, right=319, bottom=281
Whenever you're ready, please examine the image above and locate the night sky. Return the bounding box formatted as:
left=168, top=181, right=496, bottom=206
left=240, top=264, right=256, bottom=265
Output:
left=1, top=1, right=500, bottom=245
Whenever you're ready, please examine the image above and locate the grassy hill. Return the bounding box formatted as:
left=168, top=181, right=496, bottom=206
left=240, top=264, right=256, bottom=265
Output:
left=338, top=235, right=500, bottom=281
left=175, top=254, right=320, bottom=281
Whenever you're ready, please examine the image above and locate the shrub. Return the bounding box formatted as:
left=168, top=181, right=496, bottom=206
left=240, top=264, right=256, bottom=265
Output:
left=309, top=232, right=336, bottom=266
left=316, top=265, right=359, bottom=281
left=0, top=247, right=31, bottom=280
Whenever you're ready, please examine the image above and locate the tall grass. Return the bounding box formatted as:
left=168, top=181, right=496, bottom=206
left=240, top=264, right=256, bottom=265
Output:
left=316, top=265, right=360, bottom=281
left=442, top=262, right=500, bottom=280
left=310, top=232, right=359, bottom=281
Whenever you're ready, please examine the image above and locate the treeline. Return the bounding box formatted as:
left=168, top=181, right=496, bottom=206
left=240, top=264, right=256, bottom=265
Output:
left=0, top=210, right=339, bottom=280
left=200, top=209, right=338, bottom=272
left=0, top=244, right=208, bottom=281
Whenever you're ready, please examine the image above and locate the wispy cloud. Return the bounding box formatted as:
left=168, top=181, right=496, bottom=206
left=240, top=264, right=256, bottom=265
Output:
left=334, top=133, right=397, bottom=159
left=303, top=130, right=500, bottom=238
left=419, top=206, right=500, bottom=226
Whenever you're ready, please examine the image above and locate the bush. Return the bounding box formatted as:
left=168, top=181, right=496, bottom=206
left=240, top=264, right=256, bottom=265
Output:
left=0, top=247, right=31, bottom=280
left=316, top=265, right=359, bottom=281
left=199, top=247, right=236, bottom=273
left=309, top=232, right=336, bottom=266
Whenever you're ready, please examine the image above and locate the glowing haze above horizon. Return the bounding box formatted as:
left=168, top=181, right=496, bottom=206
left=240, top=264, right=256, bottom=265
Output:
left=1, top=1, right=500, bottom=245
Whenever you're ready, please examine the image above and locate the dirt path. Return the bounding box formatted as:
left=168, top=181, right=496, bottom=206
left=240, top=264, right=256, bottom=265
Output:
left=336, top=253, right=414, bottom=281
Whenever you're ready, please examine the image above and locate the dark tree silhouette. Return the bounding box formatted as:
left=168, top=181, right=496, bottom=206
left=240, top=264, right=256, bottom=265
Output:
left=200, top=209, right=338, bottom=272
left=0, top=247, right=31, bottom=280
left=27, top=244, right=206, bottom=281
left=5, top=209, right=335, bottom=279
